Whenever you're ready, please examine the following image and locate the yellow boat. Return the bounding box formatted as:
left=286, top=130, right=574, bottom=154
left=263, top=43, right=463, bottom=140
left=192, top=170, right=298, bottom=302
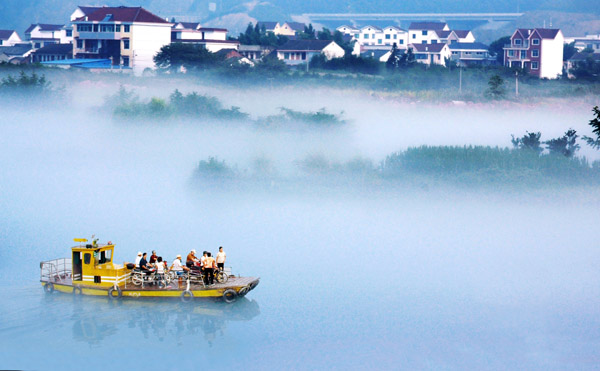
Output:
left=40, top=238, right=259, bottom=302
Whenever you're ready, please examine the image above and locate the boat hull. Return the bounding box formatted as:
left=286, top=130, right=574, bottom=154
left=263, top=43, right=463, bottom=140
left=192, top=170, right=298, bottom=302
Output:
left=41, top=276, right=259, bottom=301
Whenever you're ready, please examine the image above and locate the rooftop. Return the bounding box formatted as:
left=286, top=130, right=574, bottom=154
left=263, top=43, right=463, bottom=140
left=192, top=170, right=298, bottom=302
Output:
left=25, top=24, right=65, bottom=33
left=411, top=43, right=447, bottom=53
left=33, top=43, right=73, bottom=54
left=448, top=42, right=489, bottom=50
left=0, top=30, right=17, bottom=39
left=277, top=39, right=335, bottom=51
left=74, top=6, right=169, bottom=24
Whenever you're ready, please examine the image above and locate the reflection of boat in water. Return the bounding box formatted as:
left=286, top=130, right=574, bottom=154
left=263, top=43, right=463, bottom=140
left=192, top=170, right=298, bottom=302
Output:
left=42, top=293, right=260, bottom=345
left=40, top=239, right=259, bottom=302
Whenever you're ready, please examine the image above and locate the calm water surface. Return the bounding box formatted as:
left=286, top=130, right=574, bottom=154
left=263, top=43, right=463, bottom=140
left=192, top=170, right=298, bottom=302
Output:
left=1, top=103, right=599, bottom=369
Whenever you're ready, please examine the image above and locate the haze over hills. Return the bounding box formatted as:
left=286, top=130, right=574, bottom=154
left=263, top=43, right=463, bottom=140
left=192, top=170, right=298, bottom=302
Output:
left=1, top=0, right=599, bottom=42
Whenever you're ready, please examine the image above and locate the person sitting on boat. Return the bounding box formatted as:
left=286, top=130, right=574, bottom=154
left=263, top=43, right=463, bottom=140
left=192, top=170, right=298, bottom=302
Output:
left=149, top=250, right=158, bottom=265
left=216, top=247, right=226, bottom=271
left=134, top=251, right=142, bottom=268
left=139, top=252, right=153, bottom=273
left=170, top=255, right=188, bottom=276
left=204, top=252, right=216, bottom=285
left=186, top=249, right=198, bottom=269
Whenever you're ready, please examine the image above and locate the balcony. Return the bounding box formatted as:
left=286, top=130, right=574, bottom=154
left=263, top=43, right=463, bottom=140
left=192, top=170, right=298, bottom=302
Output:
left=504, top=43, right=528, bottom=50
left=78, top=31, right=122, bottom=40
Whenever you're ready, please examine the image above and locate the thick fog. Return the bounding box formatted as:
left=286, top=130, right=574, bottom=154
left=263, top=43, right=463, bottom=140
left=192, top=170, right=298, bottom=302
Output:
left=1, top=76, right=599, bottom=369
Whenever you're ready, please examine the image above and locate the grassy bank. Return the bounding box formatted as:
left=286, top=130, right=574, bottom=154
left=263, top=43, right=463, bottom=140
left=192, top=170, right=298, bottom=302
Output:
left=193, top=146, right=600, bottom=190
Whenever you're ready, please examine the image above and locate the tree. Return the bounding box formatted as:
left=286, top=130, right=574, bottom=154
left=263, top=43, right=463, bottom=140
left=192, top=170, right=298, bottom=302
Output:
left=563, top=42, right=577, bottom=61
left=317, top=27, right=332, bottom=40
left=570, top=54, right=600, bottom=81
left=153, top=43, right=221, bottom=71
left=299, top=24, right=316, bottom=39
left=512, top=131, right=543, bottom=154
left=488, top=36, right=510, bottom=64
left=545, top=129, right=580, bottom=157
left=583, top=106, right=600, bottom=149
left=484, top=74, right=505, bottom=99
left=386, top=43, right=400, bottom=69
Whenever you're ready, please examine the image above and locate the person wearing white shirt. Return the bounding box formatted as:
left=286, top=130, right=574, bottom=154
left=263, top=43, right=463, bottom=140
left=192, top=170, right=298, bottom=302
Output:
left=134, top=252, right=142, bottom=267
left=216, top=246, right=226, bottom=271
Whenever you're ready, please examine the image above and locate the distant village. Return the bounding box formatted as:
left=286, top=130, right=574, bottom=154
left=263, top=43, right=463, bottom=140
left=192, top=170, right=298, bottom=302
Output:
left=0, top=5, right=599, bottom=79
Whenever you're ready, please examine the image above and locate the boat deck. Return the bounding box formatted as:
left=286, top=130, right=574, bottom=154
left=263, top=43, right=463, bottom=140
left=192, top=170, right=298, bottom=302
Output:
left=43, top=275, right=258, bottom=292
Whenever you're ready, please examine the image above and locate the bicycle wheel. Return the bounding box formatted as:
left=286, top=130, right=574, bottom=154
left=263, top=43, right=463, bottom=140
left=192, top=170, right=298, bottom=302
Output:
left=131, top=273, right=143, bottom=286
left=216, top=271, right=228, bottom=283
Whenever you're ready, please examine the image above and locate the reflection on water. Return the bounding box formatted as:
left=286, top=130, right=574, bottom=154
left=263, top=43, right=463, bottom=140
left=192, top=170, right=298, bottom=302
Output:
left=42, top=294, right=260, bottom=346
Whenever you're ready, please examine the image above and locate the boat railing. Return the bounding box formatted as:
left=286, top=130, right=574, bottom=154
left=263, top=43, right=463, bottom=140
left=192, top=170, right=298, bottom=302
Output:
left=40, top=258, right=72, bottom=283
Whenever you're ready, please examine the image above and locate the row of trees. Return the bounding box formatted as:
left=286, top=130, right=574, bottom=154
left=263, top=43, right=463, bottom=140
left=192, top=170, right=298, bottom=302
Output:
left=511, top=106, right=600, bottom=156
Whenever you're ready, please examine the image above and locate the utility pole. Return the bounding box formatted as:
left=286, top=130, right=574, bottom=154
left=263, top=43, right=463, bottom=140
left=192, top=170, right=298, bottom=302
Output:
left=459, top=66, right=462, bottom=93
left=515, top=70, right=519, bottom=97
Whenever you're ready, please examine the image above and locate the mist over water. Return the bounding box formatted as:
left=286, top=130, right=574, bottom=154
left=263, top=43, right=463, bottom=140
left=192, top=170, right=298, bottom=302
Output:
left=1, top=78, right=599, bottom=369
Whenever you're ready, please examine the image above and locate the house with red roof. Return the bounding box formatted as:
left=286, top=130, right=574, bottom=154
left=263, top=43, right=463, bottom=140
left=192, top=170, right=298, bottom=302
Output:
left=72, top=6, right=172, bottom=74
left=503, top=28, right=564, bottom=79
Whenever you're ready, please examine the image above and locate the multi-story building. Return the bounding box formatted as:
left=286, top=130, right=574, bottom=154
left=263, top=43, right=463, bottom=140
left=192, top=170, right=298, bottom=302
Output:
left=72, top=6, right=172, bottom=74
left=25, top=24, right=72, bottom=49
left=503, top=28, right=564, bottom=79
left=0, top=30, right=22, bottom=46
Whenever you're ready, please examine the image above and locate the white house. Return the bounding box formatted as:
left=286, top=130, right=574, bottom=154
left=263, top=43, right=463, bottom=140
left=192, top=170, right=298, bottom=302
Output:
left=257, top=22, right=279, bottom=33
left=72, top=6, right=173, bottom=74
left=335, top=25, right=359, bottom=38
left=25, top=24, right=73, bottom=48
left=408, top=22, right=449, bottom=45
left=409, top=43, right=451, bottom=66
left=277, top=39, right=344, bottom=65
left=172, top=23, right=239, bottom=52
left=276, top=22, right=306, bottom=36
left=568, top=35, right=600, bottom=52
left=504, top=28, right=564, bottom=79
left=449, top=42, right=493, bottom=66
left=0, top=30, right=22, bottom=46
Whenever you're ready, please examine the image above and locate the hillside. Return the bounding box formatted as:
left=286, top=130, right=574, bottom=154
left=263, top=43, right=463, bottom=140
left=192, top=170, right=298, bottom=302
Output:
left=1, top=0, right=599, bottom=40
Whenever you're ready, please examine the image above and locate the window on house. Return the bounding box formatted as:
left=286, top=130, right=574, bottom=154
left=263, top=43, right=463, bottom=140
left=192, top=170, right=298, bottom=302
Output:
left=422, top=30, right=427, bottom=35
left=116, top=25, right=121, bottom=32
left=422, top=40, right=427, bottom=44
left=385, top=34, right=390, bottom=39
left=122, top=56, right=129, bottom=66
left=399, top=40, right=404, bottom=45
left=412, top=34, right=415, bottom=39
left=364, top=34, right=368, bottom=39
left=520, top=50, right=526, bottom=59
left=302, top=52, right=306, bottom=60
left=514, top=39, right=521, bottom=45
left=532, top=38, right=539, bottom=45
left=284, top=52, right=289, bottom=59
left=76, top=39, right=83, bottom=48
left=35, top=42, right=41, bottom=48
left=93, top=24, right=99, bottom=32
left=432, top=40, right=437, bottom=44
left=0, top=40, right=3, bottom=45
left=393, top=34, right=397, bottom=39
left=378, top=39, right=382, bottom=44
left=66, top=30, right=72, bottom=37
left=532, top=61, right=538, bottom=69
left=508, top=50, right=514, bottom=57
left=123, top=39, right=129, bottom=49
left=532, top=49, right=539, bottom=57
left=124, top=25, right=130, bottom=33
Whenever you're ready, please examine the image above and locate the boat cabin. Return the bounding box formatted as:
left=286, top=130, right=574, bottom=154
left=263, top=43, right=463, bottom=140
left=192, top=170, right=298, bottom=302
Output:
left=71, top=241, right=128, bottom=288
